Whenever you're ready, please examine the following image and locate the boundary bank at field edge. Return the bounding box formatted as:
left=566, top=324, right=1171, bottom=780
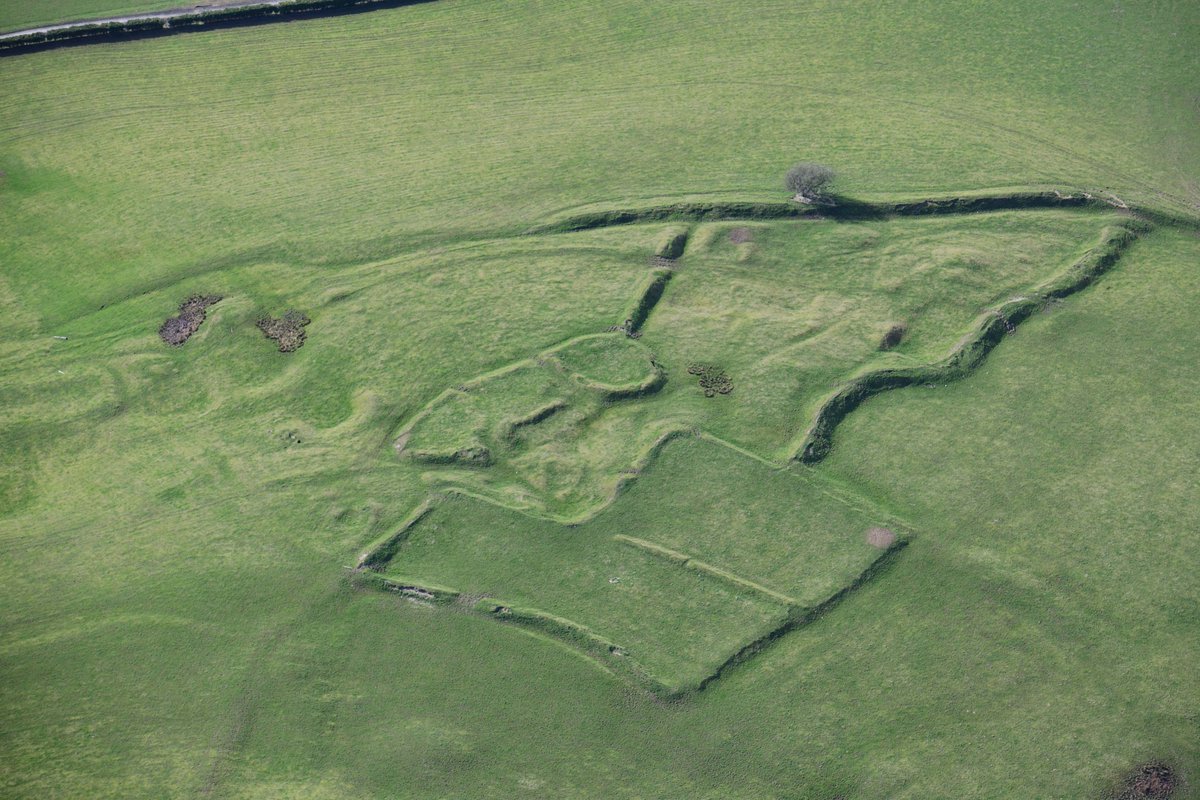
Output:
left=0, top=0, right=433, bottom=54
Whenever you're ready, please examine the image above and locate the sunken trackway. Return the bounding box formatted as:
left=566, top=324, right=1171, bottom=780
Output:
left=0, top=0, right=434, bottom=54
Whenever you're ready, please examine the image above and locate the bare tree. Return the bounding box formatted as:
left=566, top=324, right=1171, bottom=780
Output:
left=785, top=162, right=836, bottom=203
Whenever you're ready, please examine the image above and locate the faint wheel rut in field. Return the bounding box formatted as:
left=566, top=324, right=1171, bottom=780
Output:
left=196, top=576, right=349, bottom=797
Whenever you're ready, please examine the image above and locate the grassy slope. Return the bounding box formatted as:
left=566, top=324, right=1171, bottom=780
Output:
left=1, top=1, right=1198, bottom=798
left=1, top=0, right=1198, bottom=327
left=242, top=227, right=1199, bottom=800
left=814, top=228, right=1200, bottom=798
left=6, top=229, right=1189, bottom=800
left=645, top=210, right=1117, bottom=456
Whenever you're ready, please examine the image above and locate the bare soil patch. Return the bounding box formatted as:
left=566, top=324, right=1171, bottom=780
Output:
left=727, top=226, right=754, bottom=244
left=879, top=323, right=907, bottom=350
left=1117, top=762, right=1178, bottom=799
left=866, top=527, right=896, bottom=548
left=256, top=310, right=310, bottom=352
left=159, top=294, right=221, bottom=346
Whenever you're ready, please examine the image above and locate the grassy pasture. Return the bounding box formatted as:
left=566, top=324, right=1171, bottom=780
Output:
left=4, top=227, right=1191, bottom=799
left=645, top=210, right=1123, bottom=457
left=0, top=0, right=1198, bottom=798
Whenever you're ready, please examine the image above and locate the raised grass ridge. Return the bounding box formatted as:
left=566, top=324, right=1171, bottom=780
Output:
left=525, top=191, right=1109, bottom=235
left=355, top=195, right=1142, bottom=696
left=693, top=538, right=909, bottom=695
left=792, top=220, right=1146, bottom=462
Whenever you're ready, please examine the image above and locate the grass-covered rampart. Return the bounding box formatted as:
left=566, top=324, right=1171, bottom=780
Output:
left=794, top=220, right=1146, bottom=462
left=527, top=190, right=1134, bottom=235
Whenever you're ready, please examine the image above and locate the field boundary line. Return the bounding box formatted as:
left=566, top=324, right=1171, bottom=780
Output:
left=0, top=0, right=435, bottom=53
left=353, top=441, right=912, bottom=696
left=692, top=537, right=909, bottom=695
left=789, top=219, right=1147, bottom=463
left=526, top=190, right=1200, bottom=235
left=355, top=499, right=433, bottom=569
left=525, top=190, right=1099, bottom=235
left=372, top=425, right=906, bottom=536
left=352, top=570, right=672, bottom=693
left=613, top=534, right=799, bottom=607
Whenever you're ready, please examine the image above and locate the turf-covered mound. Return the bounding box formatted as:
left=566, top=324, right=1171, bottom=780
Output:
left=397, top=331, right=665, bottom=515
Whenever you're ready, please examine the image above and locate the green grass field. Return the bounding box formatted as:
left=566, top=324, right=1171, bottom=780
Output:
left=1, top=1, right=1198, bottom=798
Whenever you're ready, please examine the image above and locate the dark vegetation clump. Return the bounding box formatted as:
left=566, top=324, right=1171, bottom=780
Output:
left=1117, top=763, right=1177, bottom=800
left=879, top=322, right=907, bottom=350
left=687, top=363, right=733, bottom=397
left=159, top=294, right=222, bottom=346
left=784, top=162, right=836, bottom=203
left=256, top=310, right=310, bottom=352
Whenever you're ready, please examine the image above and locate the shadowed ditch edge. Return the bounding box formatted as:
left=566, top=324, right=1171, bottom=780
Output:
left=0, top=0, right=438, bottom=54
left=527, top=190, right=1199, bottom=234
left=693, top=538, right=909, bottom=695
left=526, top=191, right=1099, bottom=234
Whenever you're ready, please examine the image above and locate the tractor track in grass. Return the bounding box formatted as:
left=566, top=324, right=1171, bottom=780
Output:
left=196, top=573, right=351, bottom=797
